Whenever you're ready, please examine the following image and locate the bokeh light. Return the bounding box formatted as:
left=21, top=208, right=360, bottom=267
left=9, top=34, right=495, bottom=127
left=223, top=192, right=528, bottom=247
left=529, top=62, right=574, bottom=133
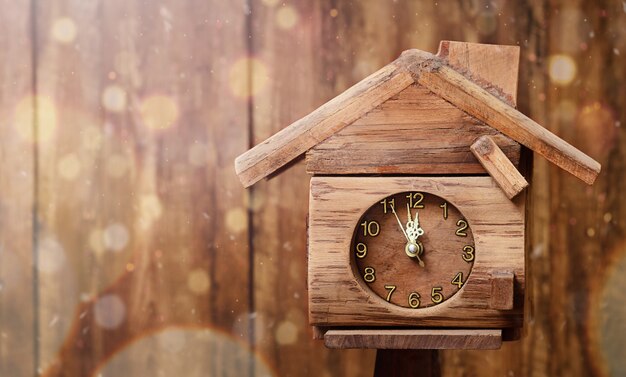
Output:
left=188, top=142, right=212, bottom=167
left=94, top=294, right=126, bottom=329
left=102, top=85, right=127, bottom=113
left=187, top=268, right=211, bottom=295
left=81, top=124, right=103, bottom=151
left=96, top=328, right=275, bottom=376
left=276, top=6, right=299, bottom=30
left=14, top=95, right=57, bottom=143
left=275, top=320, right=298, bottom=345
left=225, top=207, right=247, bottom=234
left=88, top=228, right=105, bottom=255
left=106, top=154, right=129, bottom=178
left=262, top=0, right=279, bottom=7
left=577, top=102, right=617, bottom=158
left=229, top=58, right=269, bottom=98
left=57, top=153, right=81, bottom=181
left=51, top=17, right=77, bottom=44
left=330, top=8, right=339, bottom=18
left=549, top=54, right=577, bottom=86
left=37, top=237, right=66, bottom=274
left=138, top=194, right=163, bottom=230
left=103, top=222, right=130, bottom=252
left=140, top=95, right=179, bottom=130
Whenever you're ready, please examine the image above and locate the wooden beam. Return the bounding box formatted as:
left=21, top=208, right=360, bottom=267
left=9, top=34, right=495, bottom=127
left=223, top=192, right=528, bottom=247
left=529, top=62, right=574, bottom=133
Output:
left=471, top=135, right=528, bottom=199
left=324, top=329, right=502, bottom=350
left=490, top=271, right=515, bottom=310
left=414, top=62, right=601, bottom=185
left=235, top=59, right=417, bottom=187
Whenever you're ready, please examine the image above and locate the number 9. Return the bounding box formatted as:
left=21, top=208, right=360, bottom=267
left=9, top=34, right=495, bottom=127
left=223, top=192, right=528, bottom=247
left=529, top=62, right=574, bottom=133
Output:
left=356, top=243, right=367, bottom=258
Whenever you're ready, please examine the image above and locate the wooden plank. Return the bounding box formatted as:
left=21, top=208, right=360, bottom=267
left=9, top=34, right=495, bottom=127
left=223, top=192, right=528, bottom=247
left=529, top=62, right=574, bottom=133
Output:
left=35, top=1, right=251, bottom=375
left=437, top=40, right=520, bottom=106
left=325, top=329, right=502, bottom=350
left=520, top=2, right=626, bottom=377
left=471, top=135, right=528, bottom=199
left=308, top=176, right=525, bottom=328
left=0, top=1, right=35, bottom=376
left=414, top=61, right=601, bottom=185
left=235, top=61, right=415, bottom=187
left=489, top=271, right=515, bottom=310
left=249, top=2, right=443, bottom=376
left=306, top=84, right=521, bottom=175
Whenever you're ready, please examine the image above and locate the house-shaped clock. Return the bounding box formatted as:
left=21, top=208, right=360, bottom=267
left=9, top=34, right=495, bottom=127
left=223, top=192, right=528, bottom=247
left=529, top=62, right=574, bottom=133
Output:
left=235, top=41, right=600, bottom=350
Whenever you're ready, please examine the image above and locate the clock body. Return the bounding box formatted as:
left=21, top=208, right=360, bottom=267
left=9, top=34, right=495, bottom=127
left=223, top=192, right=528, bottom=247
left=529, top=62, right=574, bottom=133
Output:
left=307, top=176, right=525, bottom=328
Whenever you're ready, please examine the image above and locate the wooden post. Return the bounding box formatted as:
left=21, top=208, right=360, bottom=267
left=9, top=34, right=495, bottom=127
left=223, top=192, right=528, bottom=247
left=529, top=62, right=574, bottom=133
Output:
left=374, top=349, right=440, bottom=377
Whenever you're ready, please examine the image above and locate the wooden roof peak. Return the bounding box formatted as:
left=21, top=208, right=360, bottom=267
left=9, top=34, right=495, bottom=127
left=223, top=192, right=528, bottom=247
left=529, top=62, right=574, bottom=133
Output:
left=235, top=42, right=600, bottom=188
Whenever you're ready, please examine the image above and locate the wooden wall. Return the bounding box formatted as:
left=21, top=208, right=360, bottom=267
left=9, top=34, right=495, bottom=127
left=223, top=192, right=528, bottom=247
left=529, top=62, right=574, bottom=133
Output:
left=0, top=0, right=623, bottom=376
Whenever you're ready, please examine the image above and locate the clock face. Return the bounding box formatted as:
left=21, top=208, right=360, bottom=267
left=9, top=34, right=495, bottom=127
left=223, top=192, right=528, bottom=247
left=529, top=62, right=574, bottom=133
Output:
left=352, top=191, right=475, bottom=309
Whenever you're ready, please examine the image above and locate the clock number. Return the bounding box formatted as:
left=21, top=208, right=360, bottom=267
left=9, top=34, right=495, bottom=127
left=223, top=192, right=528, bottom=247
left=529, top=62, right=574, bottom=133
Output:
left=360, top=220, right=380, bottom=237
left=355, top=242, right=367, bottom=259
left=439, top=202, right=448, bottom=220
left=406, top=192, right=425, bottom=209
left=408, top=292, right=421, bottom=308
left=451, top=272, right=464, bottom=289
left=380, top=198, right=395, bottom=214
left=456, top=219, right=468, bottom=237
left=462, top=245, right=475, bottom=262
left=431, top=287, right=443, bottom=304
left=384, top=285, right=396, bottom=302
left=363, top=267, right=376, bottom=283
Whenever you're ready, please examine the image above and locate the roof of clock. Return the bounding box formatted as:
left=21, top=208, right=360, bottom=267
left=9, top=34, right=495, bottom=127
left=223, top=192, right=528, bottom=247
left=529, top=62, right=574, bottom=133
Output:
left=235, top=41, right=601, bottom=189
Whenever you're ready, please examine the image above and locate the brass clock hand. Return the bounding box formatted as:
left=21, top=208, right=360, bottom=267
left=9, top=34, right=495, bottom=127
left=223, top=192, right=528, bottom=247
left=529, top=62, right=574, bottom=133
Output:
left=391, top=204, right=410, bottom=242
left=413, top=210, right=425, bottom=238
left=414, top=251, right=425, bottom=267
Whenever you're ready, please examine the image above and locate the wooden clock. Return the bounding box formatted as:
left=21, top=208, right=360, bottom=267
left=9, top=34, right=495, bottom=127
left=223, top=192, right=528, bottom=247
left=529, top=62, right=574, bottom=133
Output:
left=235, top=41, right=600, bottom=355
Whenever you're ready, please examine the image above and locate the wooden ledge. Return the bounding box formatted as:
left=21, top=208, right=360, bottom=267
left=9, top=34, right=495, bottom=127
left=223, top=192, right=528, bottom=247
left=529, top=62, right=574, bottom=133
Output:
left=324, top=329, right=503, bottom=350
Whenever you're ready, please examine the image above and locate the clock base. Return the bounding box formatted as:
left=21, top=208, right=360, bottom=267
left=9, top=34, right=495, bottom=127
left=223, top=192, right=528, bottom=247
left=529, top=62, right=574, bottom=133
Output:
left=323, top=328, right=503, bottom=350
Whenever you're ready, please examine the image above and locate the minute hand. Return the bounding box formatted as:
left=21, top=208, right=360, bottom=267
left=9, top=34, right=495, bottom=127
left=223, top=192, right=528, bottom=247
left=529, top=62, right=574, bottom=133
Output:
left=391, top=204, right=411, bottom=242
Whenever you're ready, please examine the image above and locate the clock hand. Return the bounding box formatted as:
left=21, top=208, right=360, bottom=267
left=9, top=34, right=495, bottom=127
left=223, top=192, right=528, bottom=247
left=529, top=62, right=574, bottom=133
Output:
left=413, top=210, right=425, bottom=238
left=414, top=251, right=425, bottom=267
left=406, top=203, right=415, bottom=236
left=391, top=204, right=411, bottom=242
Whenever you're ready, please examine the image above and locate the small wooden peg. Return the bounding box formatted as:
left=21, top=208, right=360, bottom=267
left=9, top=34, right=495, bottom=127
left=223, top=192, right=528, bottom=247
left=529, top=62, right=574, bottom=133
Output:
left=471, top=135, right=529, bottom=199
left=490, top=271, right=515, bottom=310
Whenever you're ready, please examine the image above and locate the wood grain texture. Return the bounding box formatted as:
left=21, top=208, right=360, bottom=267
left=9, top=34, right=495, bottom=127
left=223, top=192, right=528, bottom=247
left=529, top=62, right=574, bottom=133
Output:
left=0, top=1, right=35, bottom=376
left=325, top=329, right=502, bottom=350
left=414, top=61, right=601, bottom=185
left=235, top=58, right=415, bottom=187
left=437, top=40, right=520, bottom=106
left=471, top=135, right=529, bottom=199
left=35, top=1, right=251, bottom=375
left=306, top=84, right=521, bottom=175
left=308, top=176, right=525, bottom=328
left=0, top=1, right=620, bottom=376
left=249, top=2, right=374, bottom=376
left=489, top=271, right=515, bottom=310
left=308, top=40, right=523, bottom=176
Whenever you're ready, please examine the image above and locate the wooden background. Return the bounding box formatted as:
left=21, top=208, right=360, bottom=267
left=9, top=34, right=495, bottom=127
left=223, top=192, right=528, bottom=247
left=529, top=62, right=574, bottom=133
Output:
left=0, top=0, right=624, bottom=376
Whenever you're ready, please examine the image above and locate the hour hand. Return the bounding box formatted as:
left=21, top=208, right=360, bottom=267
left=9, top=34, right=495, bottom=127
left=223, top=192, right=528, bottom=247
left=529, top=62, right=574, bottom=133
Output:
left=413, top=211, right=424, bottom=237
